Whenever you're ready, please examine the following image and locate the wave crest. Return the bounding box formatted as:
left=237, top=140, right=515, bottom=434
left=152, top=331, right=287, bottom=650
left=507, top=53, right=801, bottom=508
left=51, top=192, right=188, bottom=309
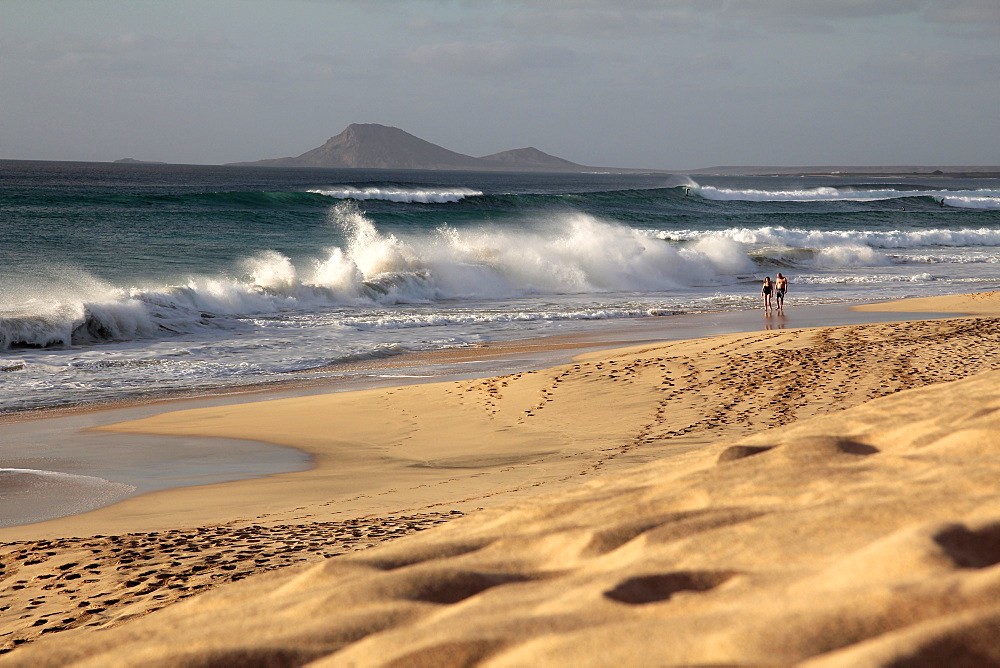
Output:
left=656, top=226, right=1000, bottom=249
left=0, top=205, right=756, bottom=349
left=941, top=196, right=1000, bottom=210
left=4, top=202, right=998, bottom=350
left=308, top=186, right=483, bottom=203
left=693, top=183, right=1000, bottom=206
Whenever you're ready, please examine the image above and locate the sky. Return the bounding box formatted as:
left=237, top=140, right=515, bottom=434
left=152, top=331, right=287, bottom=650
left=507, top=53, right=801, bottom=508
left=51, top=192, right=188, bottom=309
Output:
left=2, top=0, right=999, bottom=169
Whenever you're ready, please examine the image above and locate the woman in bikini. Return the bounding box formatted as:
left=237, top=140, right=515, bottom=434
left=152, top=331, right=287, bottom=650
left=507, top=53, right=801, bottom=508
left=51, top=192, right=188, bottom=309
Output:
left=761, top=276, right=774, bottom=312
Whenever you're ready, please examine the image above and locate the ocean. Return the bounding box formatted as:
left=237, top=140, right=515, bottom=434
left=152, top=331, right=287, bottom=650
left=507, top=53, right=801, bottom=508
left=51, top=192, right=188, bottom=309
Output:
left=3, top=160, right=1000, bottom=415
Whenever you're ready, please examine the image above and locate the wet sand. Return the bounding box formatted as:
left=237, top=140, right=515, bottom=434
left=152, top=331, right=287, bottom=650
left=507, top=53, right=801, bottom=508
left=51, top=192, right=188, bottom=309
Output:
left=3, top=294, right=1000, bottom=664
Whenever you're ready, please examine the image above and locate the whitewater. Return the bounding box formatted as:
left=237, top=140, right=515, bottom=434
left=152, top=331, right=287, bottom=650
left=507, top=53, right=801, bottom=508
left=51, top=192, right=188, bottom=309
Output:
left=2, top=161, right=999, bottom=414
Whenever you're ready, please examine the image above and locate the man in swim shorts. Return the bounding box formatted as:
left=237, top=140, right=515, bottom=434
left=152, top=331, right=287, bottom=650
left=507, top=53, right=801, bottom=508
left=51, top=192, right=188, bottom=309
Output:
left=775, top=273, right=788, bottom=310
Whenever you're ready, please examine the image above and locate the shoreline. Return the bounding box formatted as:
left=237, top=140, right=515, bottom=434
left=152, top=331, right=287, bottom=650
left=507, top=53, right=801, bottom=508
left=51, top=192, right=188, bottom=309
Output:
left=0, top=300, right=956, bottom=431
left=0, top=303, right=953, bottom=533
left=2, top=292, right=1000, bottom=661
left=0, top=300, right=919, bottom=427
left=0, top=303, right=884, bottom=427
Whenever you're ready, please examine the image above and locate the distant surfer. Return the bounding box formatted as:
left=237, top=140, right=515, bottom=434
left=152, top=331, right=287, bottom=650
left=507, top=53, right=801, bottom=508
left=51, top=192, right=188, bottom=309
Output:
left=775, top=273, right=788, bottom=310
left=761, top=276, right=774, bottom=312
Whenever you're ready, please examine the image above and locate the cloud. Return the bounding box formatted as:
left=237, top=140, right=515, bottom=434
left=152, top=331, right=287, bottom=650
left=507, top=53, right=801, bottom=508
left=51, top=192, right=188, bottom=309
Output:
left=722, top=0, right=926, bottom=20
left=856, top=49, right=1000, bottom=85
left=4, top=29, right=301, bottom=90
left=500, top=4, right=709, bottom=39
left=712, top=0, right=928, bottom=35
left=16, top=31, right=241, bottom=79
left=494, top=0, right=935, bottom=39
left=923, top=0, right=1000, bottom=37
left=498, top=0, right=921, bottom=27
left=685, top=52, right=737, bottom=72
left=399, top=40, right=577, bottom=76
left=924, top=0, right=1000, bottom=23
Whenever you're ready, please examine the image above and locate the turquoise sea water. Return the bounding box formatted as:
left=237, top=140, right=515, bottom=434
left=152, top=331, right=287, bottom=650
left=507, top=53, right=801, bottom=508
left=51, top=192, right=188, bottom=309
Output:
left=2, top=160, right=999, bottom=414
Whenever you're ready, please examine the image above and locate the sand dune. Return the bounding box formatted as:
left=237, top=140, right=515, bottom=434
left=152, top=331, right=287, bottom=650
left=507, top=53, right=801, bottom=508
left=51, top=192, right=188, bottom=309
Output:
left=3, top=293, right=1000, bottom=665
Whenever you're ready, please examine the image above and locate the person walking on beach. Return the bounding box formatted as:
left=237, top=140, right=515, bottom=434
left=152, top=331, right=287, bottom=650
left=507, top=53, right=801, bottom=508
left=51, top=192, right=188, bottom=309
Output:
left=775, top=273, right=788, bottom=310
left=761, top=276, right=774, bottom=312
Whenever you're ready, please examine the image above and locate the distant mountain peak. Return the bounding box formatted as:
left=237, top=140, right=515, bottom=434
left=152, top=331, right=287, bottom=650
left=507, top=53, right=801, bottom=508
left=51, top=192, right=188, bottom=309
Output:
left=342, top=122, right=402, bottom=135
left=228, top=124, right=592, bottom=172
left=478, top=146, right=583, bottom=169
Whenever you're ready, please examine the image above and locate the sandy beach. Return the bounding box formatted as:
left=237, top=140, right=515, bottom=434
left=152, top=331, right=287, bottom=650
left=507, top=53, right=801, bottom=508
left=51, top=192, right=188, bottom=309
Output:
left=3, top=292, right=1000, bottom=665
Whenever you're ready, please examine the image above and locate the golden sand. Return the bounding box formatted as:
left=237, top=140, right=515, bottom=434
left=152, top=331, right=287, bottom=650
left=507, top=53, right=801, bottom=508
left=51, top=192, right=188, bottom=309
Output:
left=3, top=292, right=1000, bottom=665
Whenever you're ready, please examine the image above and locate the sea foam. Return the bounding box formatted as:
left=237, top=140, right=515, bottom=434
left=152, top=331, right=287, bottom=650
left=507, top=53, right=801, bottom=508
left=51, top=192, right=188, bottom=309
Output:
left=0, top=201, right=994, bottom=350
left=308, top=186, right=483, bottom=203
left=941, top=195, right=1000, bottom=210
left=694, top=183, right=1000, bottom=206
left=655, top=226, right=1000, bottom=249
left=0, top=204, right=752, bottom=348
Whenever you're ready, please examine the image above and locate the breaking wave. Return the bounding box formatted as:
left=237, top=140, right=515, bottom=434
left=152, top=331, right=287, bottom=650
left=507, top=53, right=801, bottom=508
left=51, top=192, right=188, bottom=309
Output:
left=309, top=186, right=483, bottom=203
left=4, top=195, right=999, bottom=350
left=941, top=196, right=1000, bottom=210
left=655, top=226, right=1000, bottom=249
left=692, top=183, right=1000, bottom=208
left=0, top=203, right=750, bottom=349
